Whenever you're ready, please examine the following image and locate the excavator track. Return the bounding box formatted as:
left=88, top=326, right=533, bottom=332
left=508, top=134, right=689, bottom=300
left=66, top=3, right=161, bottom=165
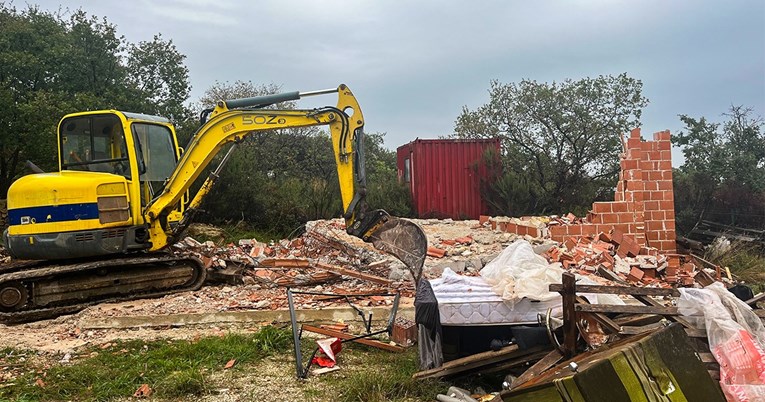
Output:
left=0, top=255, right=206, bottom=324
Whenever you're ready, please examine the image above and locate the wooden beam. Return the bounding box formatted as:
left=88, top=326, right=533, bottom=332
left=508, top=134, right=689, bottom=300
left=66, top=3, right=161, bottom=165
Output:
left=561, top=272, right=577, bottom=357
left=508, top=349, right=564, bottom=390
left=575, top=304, right=679, bottom=315
left=575, top=297, right=622, bottom=334
left=632, top=294, right=695, bottom=328
left=301, top=324, right=403, bottom=352
left=314, top=262, right=392, bottom=286
left=549, top=283, right=680, bottom=297
left=412, top=345, right=538, bottom=380
left=745, top=293, right=765, bottom=307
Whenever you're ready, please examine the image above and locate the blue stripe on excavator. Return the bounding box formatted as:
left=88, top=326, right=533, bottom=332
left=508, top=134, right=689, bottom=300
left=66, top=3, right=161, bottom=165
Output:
left=8, top=203, right=100, bottom=225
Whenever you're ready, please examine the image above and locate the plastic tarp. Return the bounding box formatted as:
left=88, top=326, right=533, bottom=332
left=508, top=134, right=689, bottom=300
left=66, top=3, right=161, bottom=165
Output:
left=480, top=240, right=623, bottom=307
left=678, top=283, right=765, bottom=401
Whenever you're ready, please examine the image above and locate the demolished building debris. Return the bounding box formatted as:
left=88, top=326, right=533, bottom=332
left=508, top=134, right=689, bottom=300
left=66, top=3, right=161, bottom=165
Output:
left=3, top=128, right=762, bottom=400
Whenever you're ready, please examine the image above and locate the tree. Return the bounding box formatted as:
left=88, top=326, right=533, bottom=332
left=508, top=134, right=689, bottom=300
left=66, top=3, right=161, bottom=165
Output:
left=454, top=74, right=648, bottom=215
left=0, top=4, right=191, bottom=197
left=672, top=106, right=765, bottom=230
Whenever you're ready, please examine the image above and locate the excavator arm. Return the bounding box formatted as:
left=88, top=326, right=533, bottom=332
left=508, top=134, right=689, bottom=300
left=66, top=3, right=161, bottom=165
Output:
left=144, top=84, right=427, bottom=280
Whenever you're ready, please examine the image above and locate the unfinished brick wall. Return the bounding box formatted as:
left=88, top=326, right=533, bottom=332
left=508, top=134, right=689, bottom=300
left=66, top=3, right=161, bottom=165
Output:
left=549, top=128, right=676, bottom=254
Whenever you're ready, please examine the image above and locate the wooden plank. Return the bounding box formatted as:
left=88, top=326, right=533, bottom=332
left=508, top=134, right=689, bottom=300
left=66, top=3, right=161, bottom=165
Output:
left=575, top=296, right=621, bottom=333
left=698, top=352, right=717, bottom=363
left=633, top=294, right=695, bottom=328
left=509, top=349, right=564, bottom=390
left=620, top=322, right=664, bottom=335
left=260, top=258, right=311, bottom=268
left=575, top=304, right=679, bottom=315
left=597, top=266, right=629, bottom=285
left=613, top=314, right=663, bottom=327
left=314, top=262, right=392, bottom=286
left=478, top=350, right=553, bottom=376
left=301, top=324, right=403, bottom=353
left=412, top=344, right=522, bottom=379
left=685, top=327, right=707, bottom=338
left=745, top=293, right=765, bottom=307
left=562, top=272, right=577, bottom=357
left=549, top=283, right=679, bottom=297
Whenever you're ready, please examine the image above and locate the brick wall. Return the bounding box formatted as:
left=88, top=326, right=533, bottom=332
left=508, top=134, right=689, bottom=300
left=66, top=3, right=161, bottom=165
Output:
left=549, top=128, right=676, bottom=253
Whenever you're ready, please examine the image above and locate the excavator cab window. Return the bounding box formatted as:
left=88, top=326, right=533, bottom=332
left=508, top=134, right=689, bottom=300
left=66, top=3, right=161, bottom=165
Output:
left=60, top=114, right=131, bottom=178
left=131, top=123, right=178, bottom=206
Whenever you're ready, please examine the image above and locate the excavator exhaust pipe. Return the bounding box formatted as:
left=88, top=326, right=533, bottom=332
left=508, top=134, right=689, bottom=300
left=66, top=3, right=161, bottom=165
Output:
left=368, top=218, right=428, bottom=286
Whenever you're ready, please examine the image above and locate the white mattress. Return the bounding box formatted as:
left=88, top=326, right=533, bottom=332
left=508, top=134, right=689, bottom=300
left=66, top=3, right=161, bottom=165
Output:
left=429, top=269, right=562, bottom=326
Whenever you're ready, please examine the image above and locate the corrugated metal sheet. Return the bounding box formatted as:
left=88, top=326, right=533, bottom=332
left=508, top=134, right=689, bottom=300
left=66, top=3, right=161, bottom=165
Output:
left=396, top=138, right=500, bottom=220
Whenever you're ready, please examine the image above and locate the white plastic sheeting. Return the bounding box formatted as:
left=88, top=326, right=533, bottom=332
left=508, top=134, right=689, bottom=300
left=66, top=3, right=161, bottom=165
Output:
left=480, top=240, right=623, bottom=307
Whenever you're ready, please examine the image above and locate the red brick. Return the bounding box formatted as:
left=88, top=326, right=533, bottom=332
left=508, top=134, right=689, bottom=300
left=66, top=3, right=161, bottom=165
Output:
left=660, top=150, right=672, bottom=161
left=619, top=235, right=641, bottom=257
left=479, top=215, right=490, bottom=225
left=427, top=246, right=446, bottom=258
left=659, top=160, right=672, bottom=170
left=602, top=213, right=618, bottom=224
left=627, top=137, right=641, bottom=149
left=658, top=140, right=671, bottom=151
left=644, top=200, right=660, bottom=211
left=653, top=131, right=670, bottom=141
left=660, top=200, right=675, bottom=210
left=630, top=128, right=642, bottom=139
left=580, top=224, right=597, bottom=237
left=616, top=212, right=633, bottom=223
left=593, top=202, right=613, bottom=213
left=506, top=222, right=518, bottom=234
left=622, top=159, right=638, bottom=170
left=662, top=171, right=673, bottom=180
left=658, top=180, right=673, bottom=191
left=646, top=231, right=660, bottom=241
left=527, top=226, right=542, bottom=238
left=568, top=225, right=582, bottom=236
left=633, top=191, right=644, bottom=202
left=648, top=171, right=662, bottom=181
left=665, top=220, right=676, bottom=230
left=627, top=266, right=644, bottom=283
left=550, top=225, right=566, bottom=238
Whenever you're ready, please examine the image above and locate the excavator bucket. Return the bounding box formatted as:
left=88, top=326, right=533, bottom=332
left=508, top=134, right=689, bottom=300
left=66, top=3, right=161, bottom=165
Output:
left=368, top=218, right=428, bottom=286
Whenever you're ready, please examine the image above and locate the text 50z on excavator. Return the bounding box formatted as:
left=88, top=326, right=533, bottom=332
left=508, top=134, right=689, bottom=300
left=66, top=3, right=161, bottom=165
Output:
left=1, top=84, right=427, bottom=322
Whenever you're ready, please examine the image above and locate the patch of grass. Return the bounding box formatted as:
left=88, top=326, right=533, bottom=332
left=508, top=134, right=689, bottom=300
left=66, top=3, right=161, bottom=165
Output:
left=0, top=326, right=291, bottom=401
left=307, top=346, right=447, bottom=402
left=705, top=241, right=765, bottom=292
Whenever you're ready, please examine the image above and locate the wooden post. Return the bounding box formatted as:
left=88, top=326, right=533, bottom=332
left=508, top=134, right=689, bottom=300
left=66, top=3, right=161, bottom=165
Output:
left=562, top=271, right=577, bottom=357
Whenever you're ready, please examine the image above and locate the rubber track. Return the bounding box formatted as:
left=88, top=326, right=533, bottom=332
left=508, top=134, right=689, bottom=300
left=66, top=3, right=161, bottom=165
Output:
left=0, top=255, right=206, bottom=324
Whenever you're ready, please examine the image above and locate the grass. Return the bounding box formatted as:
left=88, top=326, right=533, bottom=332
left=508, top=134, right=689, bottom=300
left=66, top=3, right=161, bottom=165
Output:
left=0, top=325, right=291, bottom=401
left=705, top=240, right=765, bottom=293
left=0, top=328, right=453, bottom=402
left=303, top=345, right=447, bottom=402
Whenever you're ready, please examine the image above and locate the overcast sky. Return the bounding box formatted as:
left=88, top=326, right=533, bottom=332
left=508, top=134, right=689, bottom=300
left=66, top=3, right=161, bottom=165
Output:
left=30, top=0, right=765, bottom=162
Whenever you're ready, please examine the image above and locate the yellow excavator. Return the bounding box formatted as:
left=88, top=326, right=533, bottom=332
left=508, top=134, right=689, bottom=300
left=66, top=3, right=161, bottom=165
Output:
left=0, top=84, right=427, bottom=322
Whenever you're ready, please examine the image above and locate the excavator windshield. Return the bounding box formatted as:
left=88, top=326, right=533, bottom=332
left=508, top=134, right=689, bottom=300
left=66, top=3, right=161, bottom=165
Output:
left=60, top=114, right=131, bottom=178
left=131, top=123, right=178, bottom=205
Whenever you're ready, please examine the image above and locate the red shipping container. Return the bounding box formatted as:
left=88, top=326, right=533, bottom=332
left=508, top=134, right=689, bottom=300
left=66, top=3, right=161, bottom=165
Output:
left=396, top=138, right=500, bottom=220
